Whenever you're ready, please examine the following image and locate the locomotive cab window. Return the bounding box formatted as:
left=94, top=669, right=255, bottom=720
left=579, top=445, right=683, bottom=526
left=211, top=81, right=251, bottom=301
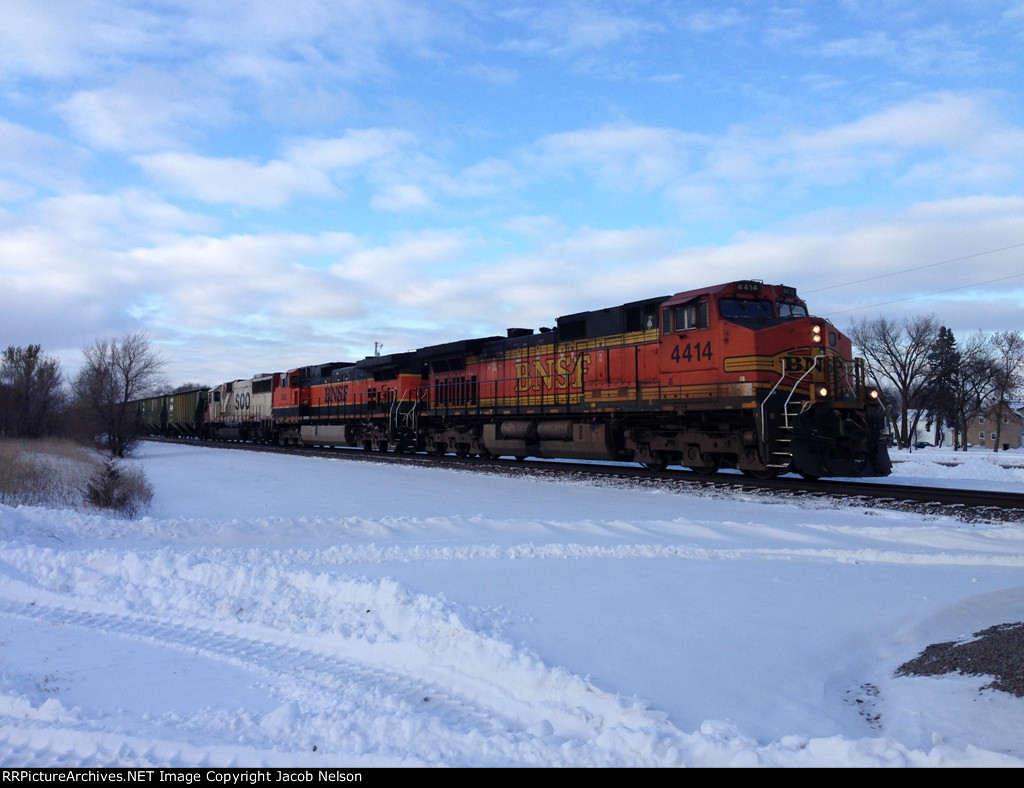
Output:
left=778, top=301, right=808, bottom=318
left=665, top=301, right=708, bottom=332
left=625, top=304, right=659, bottom=332
left=718, top=298, right=774, bottom=321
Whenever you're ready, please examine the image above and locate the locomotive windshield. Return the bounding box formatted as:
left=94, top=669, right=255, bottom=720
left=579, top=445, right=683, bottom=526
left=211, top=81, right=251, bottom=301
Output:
left=778, top=301, right=807, bottom=318
left=718, top=297, right=774, bottom=320
left=718, top=297, right=809, bottom=321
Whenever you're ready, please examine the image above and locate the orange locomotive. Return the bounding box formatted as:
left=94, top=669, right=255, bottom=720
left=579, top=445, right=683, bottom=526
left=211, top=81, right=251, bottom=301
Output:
left=269, top=280, right=891, bottom=479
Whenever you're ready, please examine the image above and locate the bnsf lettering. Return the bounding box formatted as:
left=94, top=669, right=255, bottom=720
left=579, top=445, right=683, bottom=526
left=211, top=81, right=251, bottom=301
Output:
left=784, top=356, right=814, bottom=373
left=233, top=392, right=251, bottom=410
left=324, top=384, right=348, bottom=404
left=671, top=341, right=712, bottom=363
left=515, top=354, right=592, bottom=393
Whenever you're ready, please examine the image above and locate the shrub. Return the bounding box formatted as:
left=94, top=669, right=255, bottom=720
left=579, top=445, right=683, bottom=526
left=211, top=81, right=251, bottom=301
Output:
left=85, top=459, right=154, bottom=518
left=0, top=438, right=153, bottom=518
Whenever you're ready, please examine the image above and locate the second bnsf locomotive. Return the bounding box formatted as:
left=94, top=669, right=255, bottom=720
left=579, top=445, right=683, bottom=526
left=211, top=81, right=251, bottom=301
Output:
left=189, top=280, right=890, bottom=480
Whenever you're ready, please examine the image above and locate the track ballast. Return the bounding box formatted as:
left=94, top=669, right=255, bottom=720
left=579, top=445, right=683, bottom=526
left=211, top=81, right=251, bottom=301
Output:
left=141, top=436, right=1024, bottom=524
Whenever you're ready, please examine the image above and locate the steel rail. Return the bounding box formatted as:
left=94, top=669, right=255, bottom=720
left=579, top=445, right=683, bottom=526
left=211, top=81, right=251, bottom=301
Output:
left=141, top=437, right=1024, bottom=521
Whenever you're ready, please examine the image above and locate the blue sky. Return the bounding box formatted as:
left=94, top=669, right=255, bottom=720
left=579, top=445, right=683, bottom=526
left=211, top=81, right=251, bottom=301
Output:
left=1, top=0, right=1023, bottom=387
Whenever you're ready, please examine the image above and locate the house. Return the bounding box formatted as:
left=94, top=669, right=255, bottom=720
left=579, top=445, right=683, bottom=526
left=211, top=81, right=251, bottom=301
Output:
left=967, top=401, right=1024, bottom=450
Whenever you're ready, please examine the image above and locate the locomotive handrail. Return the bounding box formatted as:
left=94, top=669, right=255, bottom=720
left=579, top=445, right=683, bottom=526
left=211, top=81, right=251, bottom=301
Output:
left=759, top=360, right=790, bottom=447
left=389, top=387, right=420, bottom=431
left=760, top=353, right=824, bottom=444
left=403, top=388, right=427, bottom=429
left=787, top=353, right=824, bottom=418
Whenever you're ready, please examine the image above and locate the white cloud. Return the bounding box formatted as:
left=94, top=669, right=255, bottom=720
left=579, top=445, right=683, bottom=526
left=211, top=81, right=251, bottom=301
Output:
left=134, top=152, right=336, bottom=207
left=58, top=71, right=235, bottom=153
left=130, top=129, right=435, bottom=209
left=286, top=129, right=417, bottom=171
left=0, top=0, right=110, bottom=80
left=330, top=231, right=469, bottom=293
left=530, top=124, right=693, bottom=190
left=681, top=10, right=746, bottom=34
left=459, top=63, right=519, bottom=86
left=0, top=119, right=86, bottom=193
left=787, top=93, right=1001, bottom=151
left=660, top=93, right=1024, bottom=216
left=370, top=183, right=434, bottom=212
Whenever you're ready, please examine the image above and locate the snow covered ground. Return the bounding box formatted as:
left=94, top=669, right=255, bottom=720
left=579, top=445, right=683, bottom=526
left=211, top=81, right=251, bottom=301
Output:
left=1, top=443, right=1023, bottom=768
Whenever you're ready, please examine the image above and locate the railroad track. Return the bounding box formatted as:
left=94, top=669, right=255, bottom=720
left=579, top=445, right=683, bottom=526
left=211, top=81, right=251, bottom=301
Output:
left=141, top=437, right=1024, bottom=523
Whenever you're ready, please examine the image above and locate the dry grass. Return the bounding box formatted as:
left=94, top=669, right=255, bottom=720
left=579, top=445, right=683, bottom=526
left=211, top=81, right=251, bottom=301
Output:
left=0, top=438, right=153, bottom=517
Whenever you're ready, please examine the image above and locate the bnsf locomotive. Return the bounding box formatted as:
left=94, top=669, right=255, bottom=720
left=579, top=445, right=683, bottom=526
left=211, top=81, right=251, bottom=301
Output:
left=135, top=280, right=892, bottom=480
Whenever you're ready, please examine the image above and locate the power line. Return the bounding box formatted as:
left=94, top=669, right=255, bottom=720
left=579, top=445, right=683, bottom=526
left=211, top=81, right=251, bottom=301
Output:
left=828, top=271, right=1024, bottom=315
left=805, top=241, right=1024, bottom=294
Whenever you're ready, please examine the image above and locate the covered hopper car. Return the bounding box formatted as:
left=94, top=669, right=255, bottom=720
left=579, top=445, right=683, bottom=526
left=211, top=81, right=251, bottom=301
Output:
left=133, top=387, right=207, bottom=439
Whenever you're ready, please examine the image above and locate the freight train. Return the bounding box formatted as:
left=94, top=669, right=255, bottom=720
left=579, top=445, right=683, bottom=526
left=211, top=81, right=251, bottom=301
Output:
left=133, top=280, right=892, bottom=479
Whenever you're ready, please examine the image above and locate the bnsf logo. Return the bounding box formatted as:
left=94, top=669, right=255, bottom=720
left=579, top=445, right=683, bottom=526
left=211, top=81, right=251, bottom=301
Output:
left=324, top=384, right=348, bottom=404
left=515, top=353, right=592, bottom=393
left=784, top=356, right=815, bottom=373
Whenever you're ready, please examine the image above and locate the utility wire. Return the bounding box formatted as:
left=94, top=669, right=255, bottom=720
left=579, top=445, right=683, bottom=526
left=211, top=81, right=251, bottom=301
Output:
left=804, top=242, right=1024, bottom=294
left=828, top=271, right=1024, bottom=315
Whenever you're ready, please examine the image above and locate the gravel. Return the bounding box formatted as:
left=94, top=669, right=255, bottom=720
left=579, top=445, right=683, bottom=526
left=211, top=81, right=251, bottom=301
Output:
left=895, top=621, right=1024, bottom=697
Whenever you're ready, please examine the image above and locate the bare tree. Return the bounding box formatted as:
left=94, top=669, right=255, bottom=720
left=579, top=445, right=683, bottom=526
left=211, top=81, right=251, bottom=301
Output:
left=0, top=345, right=66, bottom=438
left=848, top=315, right=940, bottom=448
left=990, top=330, right=1024, bottom=451
left=73, top=332, right=166, bottom=457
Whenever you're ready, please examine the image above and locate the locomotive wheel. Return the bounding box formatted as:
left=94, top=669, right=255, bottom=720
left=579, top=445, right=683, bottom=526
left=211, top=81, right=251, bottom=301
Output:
left=643, top=460, right=668, bottom=472
left=688, top=464, right=719, bottom=476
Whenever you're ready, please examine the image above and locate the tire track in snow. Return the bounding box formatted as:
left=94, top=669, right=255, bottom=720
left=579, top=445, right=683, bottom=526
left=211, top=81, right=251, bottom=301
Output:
left=0, top=598, right=520, bottom=739
left=0, top=591, right=677, bottom=766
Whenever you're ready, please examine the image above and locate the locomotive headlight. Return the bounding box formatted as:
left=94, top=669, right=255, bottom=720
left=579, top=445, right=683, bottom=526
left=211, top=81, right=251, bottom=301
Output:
left=818, top=386, right=829, bottom=398
left=811, top=324, right=822, bottom=343
left=868, top=388, right=880, bottom=400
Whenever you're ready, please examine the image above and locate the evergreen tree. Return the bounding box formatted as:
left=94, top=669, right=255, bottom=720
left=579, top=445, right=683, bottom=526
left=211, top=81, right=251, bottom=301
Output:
left=924, top=327, right=959, bottom=448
